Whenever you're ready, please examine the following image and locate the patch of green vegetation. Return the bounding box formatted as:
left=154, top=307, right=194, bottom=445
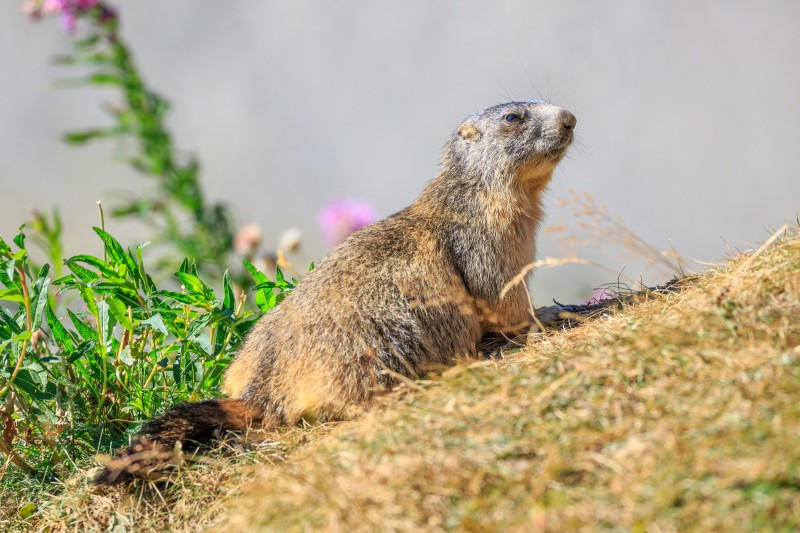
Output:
left=0, top=224, right=296, bottom=528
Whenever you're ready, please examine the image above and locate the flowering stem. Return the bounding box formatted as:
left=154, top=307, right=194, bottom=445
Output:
left=44, top=2, right=234, bottom=275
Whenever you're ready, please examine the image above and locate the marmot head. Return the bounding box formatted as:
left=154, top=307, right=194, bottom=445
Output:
left=445, top=100, right=576, bottom=190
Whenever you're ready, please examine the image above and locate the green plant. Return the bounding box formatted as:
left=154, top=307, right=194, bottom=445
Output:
left=0, top=224, right=294, bottom=480
left=3, top=3, right=308, bottom=501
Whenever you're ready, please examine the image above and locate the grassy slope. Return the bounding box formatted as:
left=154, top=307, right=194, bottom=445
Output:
left=29, top=230, right=800, bottom=531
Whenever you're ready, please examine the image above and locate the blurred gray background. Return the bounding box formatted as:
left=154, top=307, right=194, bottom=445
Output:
left=2, top=1, right=799, bottom=304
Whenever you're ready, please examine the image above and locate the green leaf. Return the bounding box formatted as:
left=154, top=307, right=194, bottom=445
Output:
left=46, top=303, right=74, bottom=352
left=142, top=314, right=168, bottom=336
left=52, top=51, right=111, bottom=66
left=252, top=281, right=277, bottom=291
left=18, top=502, right=36, bottom=519
left=68, top=310, right=97, bottom=341
left=0, top=330, right=31, bottom=354
left=213, top=322, right=229, bottom=354
left=0, top=306, right=21, bottom=336
left=135, top=243, right=156, bottom=295
left=65, top=254, right=117, bottom=279
left=87, top=73, right=124, bottom=86
left=107, top=296, right=132, bottom=330
left=193, top=358, right=205, bottom=389
left=244, top=261, right=278, bottom=312
left=13, top=331, right=32, bottom=342
left=77, top=285, right=98, bottom=317
left=173, top=354, right=182, bottom=384
left=0, top=236, right=11, bottom=257
left=13, top=225, right=26, bottom=249
left=256, top=289, right=277, bottom=313
left=119, top=346, right=134, bottom=366
left=0, top=288, right=24, bottom=303
left=150, top=289, right=205, bottom=306
left=52, top=274, right=77, bottom=285
left=222, top=269, right=234, bottom=312
left=63, top=128, right=119, bottom=145
left=91, top=282, right=140, bottom=302
left=30, top=264, right=51, bottom=331
left=190, top=333, right=213, bottom=355
left=97, top=300, right=113, bottom=345
left=73, top=34, right=101, bottom=48
left=4, top=258, right=17, bottom=285
left=15, top=365, right=55, bottom=400
left=92, top=227, right=136, bottom=273
left=125, top=249, right=141, bottom=285
left=68, top=339, right=96, bottom=363
left=22, top=361, right=47, bottom=387
left=234, top=316, right=260, bottom=337
left=64, top=260, right=99, bottom=283
left=243, top=260, right=269, bottom=285
left=174, top=272, right=209, bottom=296
left=186, top=312, right=216, bottom=338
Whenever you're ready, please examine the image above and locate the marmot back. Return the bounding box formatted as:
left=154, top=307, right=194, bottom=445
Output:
left=96, top=100, right=576, bottom=484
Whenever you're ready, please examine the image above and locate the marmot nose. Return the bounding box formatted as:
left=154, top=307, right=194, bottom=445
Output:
left=560, top=110, right=577, bottom=130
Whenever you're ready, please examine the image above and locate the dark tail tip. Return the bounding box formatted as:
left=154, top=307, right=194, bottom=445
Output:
left=94, top=398, right=260, bottom=485
left=94, top=437, right=179, bottom=485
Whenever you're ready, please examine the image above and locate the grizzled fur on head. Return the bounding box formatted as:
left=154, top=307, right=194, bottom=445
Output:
left=445, top=100, right=576, bottom=190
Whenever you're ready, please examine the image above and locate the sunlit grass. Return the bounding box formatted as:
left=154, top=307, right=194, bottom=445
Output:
left=23, top=226, right=800, bottom=531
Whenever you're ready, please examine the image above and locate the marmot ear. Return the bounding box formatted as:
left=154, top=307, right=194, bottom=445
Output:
left=457, top=123, right=481, bottom=141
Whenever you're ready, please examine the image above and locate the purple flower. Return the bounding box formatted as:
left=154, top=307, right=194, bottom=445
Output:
left=23, top=0, right=99, bottom=31
left=60, top=9, right=77, bottom=31
left=318, top=199, right=377, bottom=248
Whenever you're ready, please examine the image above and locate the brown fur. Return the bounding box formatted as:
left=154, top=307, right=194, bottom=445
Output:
left=95, top=100, right=576, bottom=484
left=94, top=398, right=260, bottom=484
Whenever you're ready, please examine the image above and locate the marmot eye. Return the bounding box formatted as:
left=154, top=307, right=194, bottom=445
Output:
left=504, top=113, right=522, bottom=123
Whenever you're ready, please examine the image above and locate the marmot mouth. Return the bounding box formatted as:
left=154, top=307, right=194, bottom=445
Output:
left=544, top=137, right=572, bottom=158
left=538, top=129, right=573, bottom=153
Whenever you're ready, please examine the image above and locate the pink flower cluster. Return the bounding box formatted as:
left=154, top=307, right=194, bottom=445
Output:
left=233, top=223, right=262, bottom=257
left=586, top=287, right=615, bottom=305
left=318, top=199, right=377, bottom=248
left=23, top=0, right=99, bottom=32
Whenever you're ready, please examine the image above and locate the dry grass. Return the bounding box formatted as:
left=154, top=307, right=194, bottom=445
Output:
left=24, top=228, right=800, bottom=531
